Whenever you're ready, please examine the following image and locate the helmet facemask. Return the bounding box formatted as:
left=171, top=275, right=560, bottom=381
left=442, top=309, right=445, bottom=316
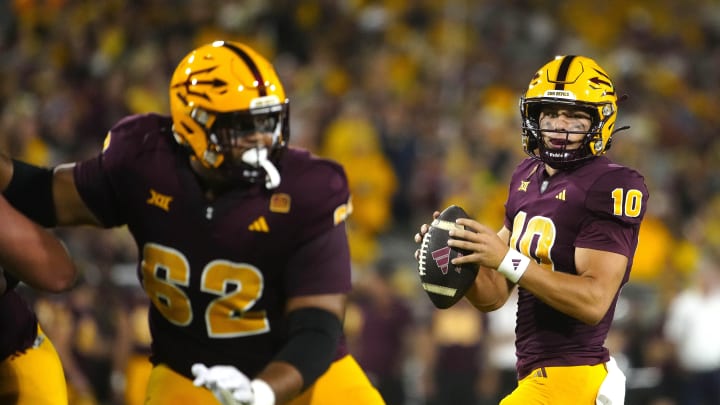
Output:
left=521, top=98, right=614, bottom=170
left=208, top=101, right=289, bottom=188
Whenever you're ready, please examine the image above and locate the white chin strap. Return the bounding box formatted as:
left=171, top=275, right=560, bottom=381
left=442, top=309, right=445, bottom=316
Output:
left=241, top=148, right=281, bottom=189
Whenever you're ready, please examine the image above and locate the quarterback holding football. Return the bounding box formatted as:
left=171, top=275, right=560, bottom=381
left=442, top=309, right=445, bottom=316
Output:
left=415, top=55, right=648, bottom=405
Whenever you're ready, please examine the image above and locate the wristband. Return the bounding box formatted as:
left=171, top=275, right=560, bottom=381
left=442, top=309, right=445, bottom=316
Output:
left=497, top=248, right=531, bottom=283
left=251, top=379, right=275, bottom=405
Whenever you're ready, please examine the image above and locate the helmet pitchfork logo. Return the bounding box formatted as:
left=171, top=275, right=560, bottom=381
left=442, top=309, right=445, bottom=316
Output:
left=172, top=66, right=229, bottom=104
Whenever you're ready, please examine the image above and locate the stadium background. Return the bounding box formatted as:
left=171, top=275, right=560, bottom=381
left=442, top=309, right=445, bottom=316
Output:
left=2, top=0, right=720, bottom=404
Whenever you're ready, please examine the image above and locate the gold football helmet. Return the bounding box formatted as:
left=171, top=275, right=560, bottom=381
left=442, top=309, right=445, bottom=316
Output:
left=520, top=55, right=623, bottom=169
left=169, top=41, right=288, bottom=187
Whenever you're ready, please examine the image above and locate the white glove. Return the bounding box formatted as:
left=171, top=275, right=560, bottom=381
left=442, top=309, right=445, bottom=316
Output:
left=596, top=356, right=626, bottom=405
left=192, top=363, right=253, bottom=405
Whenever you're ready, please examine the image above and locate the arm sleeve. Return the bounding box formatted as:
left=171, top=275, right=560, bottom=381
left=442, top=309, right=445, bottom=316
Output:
left=273, top=307, right=342, bottom=389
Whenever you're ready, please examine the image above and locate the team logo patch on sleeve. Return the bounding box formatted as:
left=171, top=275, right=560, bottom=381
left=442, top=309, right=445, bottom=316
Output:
left=269, top=193, right=291, bottom=213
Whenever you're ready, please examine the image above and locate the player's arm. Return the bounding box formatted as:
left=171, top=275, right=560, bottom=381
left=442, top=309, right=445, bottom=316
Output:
left=0, top=154, right=102, bottom=227
left=0, top=194, right=77, bottom=292
left=514, top=247, right=626, bottom=325
left=248, top=217, right=349, bottom=404
left=253, top=293, right=345, bottom=404
left=193, top=294, right=346, bottom=405
left=449, top=219, right=628, bottom=325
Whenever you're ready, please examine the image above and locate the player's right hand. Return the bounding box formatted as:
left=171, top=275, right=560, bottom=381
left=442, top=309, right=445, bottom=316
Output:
left=192, top=363, right=252, bottom=405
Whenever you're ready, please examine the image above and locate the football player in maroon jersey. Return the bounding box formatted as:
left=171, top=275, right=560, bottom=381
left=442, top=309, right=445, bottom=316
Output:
left=0, top=41, right=383, bottom=405
left=0, top=193, right=77, bottom=404
left=416, top=55, right=648, bottom=404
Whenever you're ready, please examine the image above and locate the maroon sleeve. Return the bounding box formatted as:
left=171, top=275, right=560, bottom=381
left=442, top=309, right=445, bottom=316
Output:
left=282, top=156, right=353, bottom=297
left=74, top=155, right=126, bottom=227
left=294, top=157, right=352, bottom=241
left=575, top=219, right=637, bottom=257
left=74, top=114, right=169, bottom=227
left=576, top=167, right=648, bottom=256
left=284, top=224, right=352, bottom=297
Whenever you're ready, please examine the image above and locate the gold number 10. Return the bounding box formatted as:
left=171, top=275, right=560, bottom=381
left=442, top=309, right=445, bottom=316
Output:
left=611, top=188, right=643, bottom=218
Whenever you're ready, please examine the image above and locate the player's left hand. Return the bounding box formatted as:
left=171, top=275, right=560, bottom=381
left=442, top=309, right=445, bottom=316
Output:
left=192, top=363, right=253, bottom=405
left=413, top=210, right=440, bottom=261
left=446, top=218, right=508, bottom=269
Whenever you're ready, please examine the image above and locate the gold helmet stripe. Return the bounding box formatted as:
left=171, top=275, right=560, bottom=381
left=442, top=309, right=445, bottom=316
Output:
left=221, top=42, right=268, bottom=97
left=553, top=55, right=577, bottom=91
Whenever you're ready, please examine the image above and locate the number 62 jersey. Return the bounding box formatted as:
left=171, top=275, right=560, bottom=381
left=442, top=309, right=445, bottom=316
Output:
left=73, top=113, right=353, bottom=379
left=503, top=156, right=649, bottom=379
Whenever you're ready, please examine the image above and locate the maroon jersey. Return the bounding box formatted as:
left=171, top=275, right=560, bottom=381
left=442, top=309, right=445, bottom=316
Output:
left=73, top=114, right=353, bottom=379
left=0, top=290, right=38, bottom=362
left=504, top=157, right=648, bottom=379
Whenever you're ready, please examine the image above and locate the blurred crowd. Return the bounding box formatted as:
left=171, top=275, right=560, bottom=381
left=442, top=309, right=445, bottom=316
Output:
left=2, top=0, right=720, bottom=404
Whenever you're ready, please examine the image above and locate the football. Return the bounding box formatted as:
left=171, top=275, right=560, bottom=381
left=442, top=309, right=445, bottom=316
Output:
left=417, top=205, right=478, bottom=309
